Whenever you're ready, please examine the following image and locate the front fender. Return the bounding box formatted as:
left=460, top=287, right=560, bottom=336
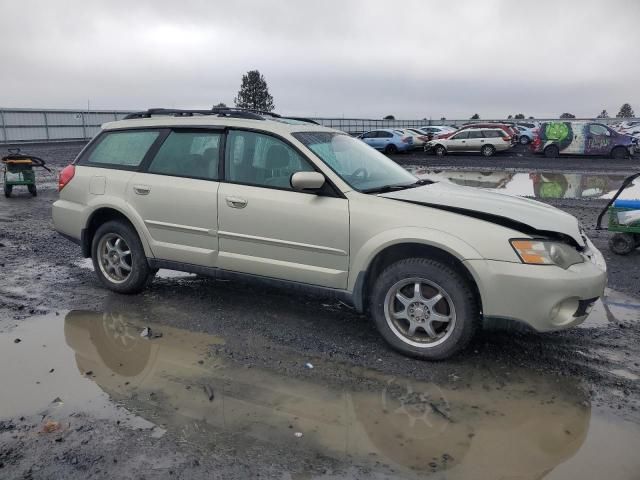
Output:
left=348, top=226, right=483, bottom=291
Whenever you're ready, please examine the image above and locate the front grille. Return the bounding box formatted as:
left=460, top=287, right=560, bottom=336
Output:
left=574, top=297, right=598, bottom=317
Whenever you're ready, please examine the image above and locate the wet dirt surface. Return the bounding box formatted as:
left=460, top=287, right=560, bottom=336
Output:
left=1, top=142, right=640, bottom=478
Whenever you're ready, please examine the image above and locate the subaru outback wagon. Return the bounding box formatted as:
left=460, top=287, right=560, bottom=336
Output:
left=53, top=108, right=607, bottom=360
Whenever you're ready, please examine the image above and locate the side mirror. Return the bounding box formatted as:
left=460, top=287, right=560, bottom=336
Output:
left=290, top=171, right=325, bottom=192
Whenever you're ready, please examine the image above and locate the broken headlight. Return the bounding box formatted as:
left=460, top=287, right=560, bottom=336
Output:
left=510, top=239, right=584, bottom=269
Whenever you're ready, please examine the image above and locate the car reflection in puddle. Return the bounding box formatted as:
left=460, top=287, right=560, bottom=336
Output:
left=3, top=310, right=640, bottom=479
left=63, top=310, right=591, bottom=478
left=404, top=167, right=640, bottom=200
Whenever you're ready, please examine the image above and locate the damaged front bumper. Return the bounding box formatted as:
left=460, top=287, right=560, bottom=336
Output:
left=465, top=239, right=607, bottom=332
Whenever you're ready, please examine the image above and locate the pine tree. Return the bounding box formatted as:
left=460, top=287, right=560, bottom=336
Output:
left=383, top=115, right=395, bottom=120
left=213, top=102, right=227, bottom=109
left=514, top=113, right=525, bottom=119
left=470, top=113, right=480, bottom=120
left=597, top=110, right=609, bottom=118
left=234, top=70, right=275, bottom=112
left=616, top=103, right=635, bottom=118
left=560, top=113, right=576, bottom=119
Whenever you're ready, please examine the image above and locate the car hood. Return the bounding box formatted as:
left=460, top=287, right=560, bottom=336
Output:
left=379, top=182, right=585, bottom=247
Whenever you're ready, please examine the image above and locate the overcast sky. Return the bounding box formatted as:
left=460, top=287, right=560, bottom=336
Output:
left=0, top=0, right=638, bottom=119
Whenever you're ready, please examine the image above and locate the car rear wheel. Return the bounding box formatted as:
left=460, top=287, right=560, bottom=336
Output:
left=611, top=146, right=628, bottom=159
left=369, top=258, right=479, bottom=360
left=609, top=233, right=636, bottom=255
left=481, top=145, right=496, bottom=157
left=519, top=135, right=530, bottom=145
left=434, top=145, right=447, bottom=156
left=91, top=220, right=154, bottom=294
left=544, top=145, right=560, bottom=158
left=384, top=144, right=398, bottom=155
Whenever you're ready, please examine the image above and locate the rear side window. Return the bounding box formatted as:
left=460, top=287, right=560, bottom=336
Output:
left=483, top=130, right=501, bottom=138
left=380, top=131, right=393, bottom=138
left=467, top=131, right=484, bottom=139
left=147, top=130, right=222, bottom=180
left=86, top=130, right=159, bottom=167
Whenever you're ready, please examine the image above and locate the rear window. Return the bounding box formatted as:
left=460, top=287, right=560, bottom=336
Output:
left=85, top=130, right=159, bottom=167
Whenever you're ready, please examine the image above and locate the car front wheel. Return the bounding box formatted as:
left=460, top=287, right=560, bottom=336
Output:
left=369, top=258, right=479, bottom=360
left=434, top=145, right=447, bottom=156
left=91, top=220, right=154, bottom=294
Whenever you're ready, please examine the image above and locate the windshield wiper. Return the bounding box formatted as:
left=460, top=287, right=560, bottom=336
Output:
left=363, top=178, right=432, bottom=194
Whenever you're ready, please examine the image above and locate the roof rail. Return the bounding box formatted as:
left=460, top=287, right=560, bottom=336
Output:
left=122, top=107, right=282, bottom=121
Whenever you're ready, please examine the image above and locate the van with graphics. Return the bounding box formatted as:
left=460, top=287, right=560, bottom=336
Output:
left=532, top=121, right=638, bottom=159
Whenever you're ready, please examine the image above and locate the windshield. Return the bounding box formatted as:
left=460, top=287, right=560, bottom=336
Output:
left=292, top=131, right=418, bottom=192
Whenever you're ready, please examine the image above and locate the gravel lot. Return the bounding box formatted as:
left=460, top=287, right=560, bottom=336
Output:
left=1, top=141, right=639, bottom=479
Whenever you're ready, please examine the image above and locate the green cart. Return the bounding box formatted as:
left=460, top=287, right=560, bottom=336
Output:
left=2, top=148, right=51, bottom=198
left=596, top=172, right=640, bottom=255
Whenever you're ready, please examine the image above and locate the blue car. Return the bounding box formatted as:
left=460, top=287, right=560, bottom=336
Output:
left=358, top=129, right=414, bottom=154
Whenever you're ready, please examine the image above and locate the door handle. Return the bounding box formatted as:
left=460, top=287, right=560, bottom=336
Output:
left=133, top=185, right=150, bottom=195
left=226, top=196, right=248, bottom=209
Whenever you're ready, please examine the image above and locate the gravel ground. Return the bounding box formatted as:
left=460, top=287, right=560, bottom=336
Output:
left=1, top=141, right=639, bottom=479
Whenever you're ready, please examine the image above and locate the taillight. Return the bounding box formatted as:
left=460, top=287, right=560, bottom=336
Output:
left=58, top=164, right=75, bottom=191
left=402, top=137, right=412, bottom=143
left=502, top=136, right=511, bottom=142
left=418, top=135, right=428, bottom=141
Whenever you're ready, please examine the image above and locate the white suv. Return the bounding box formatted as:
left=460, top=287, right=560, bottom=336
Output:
left=53, top=108, right=607, bottom=360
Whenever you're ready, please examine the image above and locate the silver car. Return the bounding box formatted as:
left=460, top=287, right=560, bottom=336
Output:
left=53, top=108, right=606, bottom=360
left=426, top=128, right=513, bottom=156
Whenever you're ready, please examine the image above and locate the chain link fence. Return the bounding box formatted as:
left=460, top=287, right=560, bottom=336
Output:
left=1, top=108, right=638, bottom=142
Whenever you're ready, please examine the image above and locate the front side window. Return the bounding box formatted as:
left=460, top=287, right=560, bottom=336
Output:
left=293, top=131, right=417, bottom=192
left=147, top=130, right=222, bottom=180
left=86, top=130, right=159, bottom=167
left=225, top=130, right=314, bottom=189
left=451, top=131, right=469, bottom=140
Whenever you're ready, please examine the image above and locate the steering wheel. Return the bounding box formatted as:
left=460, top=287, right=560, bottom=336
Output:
left=352, top=167, right=369, bottom=180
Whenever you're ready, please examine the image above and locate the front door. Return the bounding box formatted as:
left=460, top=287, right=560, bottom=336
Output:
left=447, top=131, right=469, bottom=151
left=127, top=129, right=222, bottom=266
left=217, top=129, right=350, bottom=288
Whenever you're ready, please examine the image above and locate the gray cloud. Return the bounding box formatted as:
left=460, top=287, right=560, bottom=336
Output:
left=0, top=0, right=638, bottom=118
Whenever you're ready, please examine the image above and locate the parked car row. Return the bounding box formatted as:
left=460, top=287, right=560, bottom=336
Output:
left=358, top=120, right=638, bottom=158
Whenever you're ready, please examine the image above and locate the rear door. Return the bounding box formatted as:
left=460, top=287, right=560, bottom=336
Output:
left=585, top=123, right=613, bottom=155
left=217, top=129, right=350, bottom=288
left=126, top=129, right=222, bottom=267
left=466, top=130, right=484, bottom=151
left=360, top=131, right=377, bottom=149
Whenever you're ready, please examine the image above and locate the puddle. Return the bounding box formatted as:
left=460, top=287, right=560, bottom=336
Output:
left=2, top=311, right=640, bottom=478
left=404, top=167, right=640, bottom=200
left=579, top=288, right=640, bottom=328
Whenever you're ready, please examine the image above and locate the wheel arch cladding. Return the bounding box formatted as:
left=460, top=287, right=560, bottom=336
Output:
left=353, top=242, right=482, bottom=315
left=83, top=207, right=150, bottom=258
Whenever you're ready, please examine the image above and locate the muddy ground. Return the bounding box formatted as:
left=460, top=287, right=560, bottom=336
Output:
left=0, top=142, right=639, bottom=479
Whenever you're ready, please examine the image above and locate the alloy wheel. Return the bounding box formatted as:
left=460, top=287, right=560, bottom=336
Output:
left=97, top=233, right=133, bottom=284
left=383, top=278, right=456, bottom=348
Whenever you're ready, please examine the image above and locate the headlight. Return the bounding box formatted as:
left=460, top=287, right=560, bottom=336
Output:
left=510, top=239, right=584, bottom=269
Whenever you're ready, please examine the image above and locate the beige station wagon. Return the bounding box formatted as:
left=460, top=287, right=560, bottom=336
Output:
left=53, top=108, right=607, bottom=359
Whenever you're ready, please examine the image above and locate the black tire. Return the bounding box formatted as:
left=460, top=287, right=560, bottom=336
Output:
left=609, top=233, right=636, bottom=255
left=28, top=184, right=37, bottom=197
left=434, top=144, right=447, bottom=156
left=384, top=144, right=398, bottom=155
left=519, top=135, right=530, bottom=145
left=369, top=258, right=479, bottom=360
left=3, top=184, right=11, bottom=198
left=544, top=145, right=560, bottom=158
left=480, top=145, right=496, bottom=157
left=611, top=146, right=628, bottom=159
left=91, top=220, right=152, bottom=294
